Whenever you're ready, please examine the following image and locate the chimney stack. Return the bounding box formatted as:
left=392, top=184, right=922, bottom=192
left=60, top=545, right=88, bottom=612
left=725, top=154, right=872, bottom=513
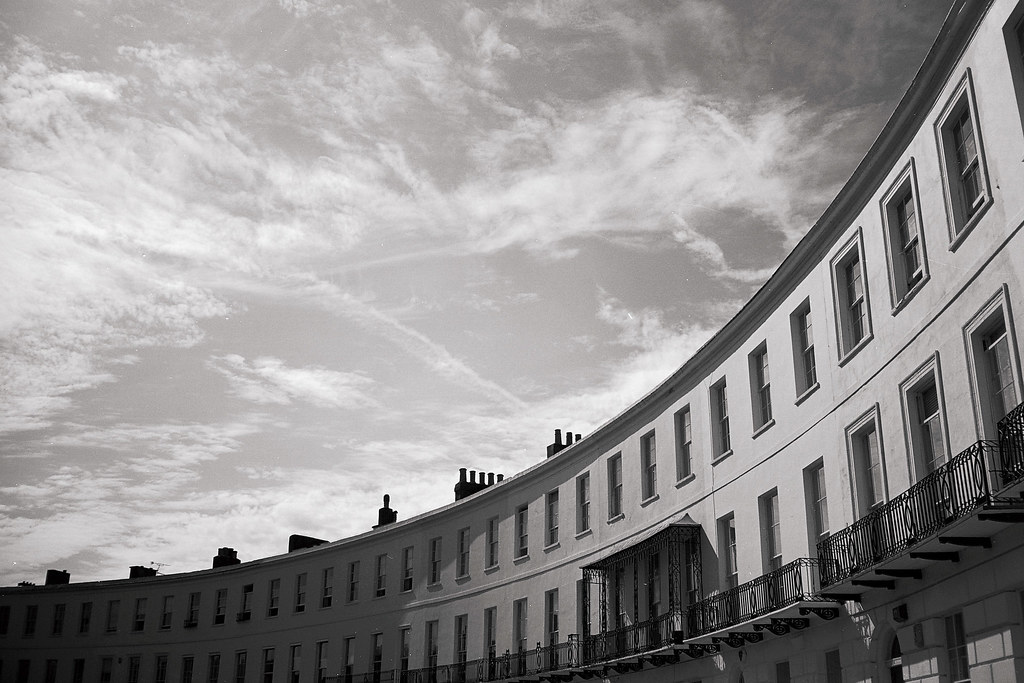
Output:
left=45, top=570, right=70, bottom=586
left=454, top=469, right=505, bottom=500
left=373, top=494, right=398, bottom=529
left=547, top=428, right=581, bottom=457
left=212, top=547, right=240, bottom=569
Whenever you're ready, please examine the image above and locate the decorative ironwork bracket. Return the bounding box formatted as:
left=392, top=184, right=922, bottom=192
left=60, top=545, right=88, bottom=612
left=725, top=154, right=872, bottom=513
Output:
left=754, top=621, right=789, bottom=636
left=800, top=606, right=839, bottom=620
left=776, top=617, right=810, bottom=630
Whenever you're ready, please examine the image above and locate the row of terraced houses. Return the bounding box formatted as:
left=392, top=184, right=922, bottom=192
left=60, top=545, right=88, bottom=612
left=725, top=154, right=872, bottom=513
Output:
left=4, top=1, right=1024, bottom=681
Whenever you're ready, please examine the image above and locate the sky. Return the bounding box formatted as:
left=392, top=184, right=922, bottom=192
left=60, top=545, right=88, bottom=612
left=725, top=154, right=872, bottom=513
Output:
left=0, top=0, right=954, bottom=585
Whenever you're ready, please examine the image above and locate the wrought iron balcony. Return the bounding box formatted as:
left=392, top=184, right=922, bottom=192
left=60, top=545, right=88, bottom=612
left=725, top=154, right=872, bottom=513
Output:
left=580, top=612, right=678, bottom=666
left=683, top=558, right=831, bottom=639
left=818, top=403, right=1024, bottom=588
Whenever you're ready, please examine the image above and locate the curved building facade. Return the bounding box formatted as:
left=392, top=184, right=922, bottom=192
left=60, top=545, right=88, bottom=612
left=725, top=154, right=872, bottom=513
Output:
left=5, top=1, right=1024, bottom=682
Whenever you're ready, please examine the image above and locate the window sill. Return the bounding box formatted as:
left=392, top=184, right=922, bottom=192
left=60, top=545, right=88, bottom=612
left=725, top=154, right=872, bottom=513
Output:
left=711, top=449, right=733, bottom=466
left=425, top=582, right=442, bottom=593
left=947, top=195, right=991, bottom=253
left=543, top=541, right=561, bottom=553
left=890, top=275, right=928, bottom=317
left=640, top=494, right=660, bottom=508
left=607, top=513, right=625, bottom=525
left=513, top=554, right=530, bottom=565
left=454, top=574, right=470, bottom=585
left=484, top=564, right=500, bottom=575
left=675, top=473, right=696, bottom=488
left=837, top=332, right=873, bottom=367
left=575, top=528, right=593, bottom=540
left=794, top=382, right=819, bottom=406
left=752, top=419, right=775, bottom=439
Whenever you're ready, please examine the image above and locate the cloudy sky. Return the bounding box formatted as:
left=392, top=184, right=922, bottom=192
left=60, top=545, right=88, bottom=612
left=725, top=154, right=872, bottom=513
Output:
left=1, top=0, right=953, bottom=585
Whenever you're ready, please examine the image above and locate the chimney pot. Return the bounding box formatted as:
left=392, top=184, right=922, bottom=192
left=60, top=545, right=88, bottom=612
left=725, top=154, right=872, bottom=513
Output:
left=497, top=474, right=504, bottom=482
left=487, top=472, right=494, bottom=485
left=554, top=429, right=562, bottom=446
left=459, top=467, right=467, bottom=483
left=470, top=470, right=476, bottom=483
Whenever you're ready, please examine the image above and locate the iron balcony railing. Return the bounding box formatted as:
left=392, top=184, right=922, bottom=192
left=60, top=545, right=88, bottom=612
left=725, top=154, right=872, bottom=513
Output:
left=684, top=558, right=824, bottom=638
left=819, top=403, right=1024, bottom=587
left=580, top=611, right=679, bottom=665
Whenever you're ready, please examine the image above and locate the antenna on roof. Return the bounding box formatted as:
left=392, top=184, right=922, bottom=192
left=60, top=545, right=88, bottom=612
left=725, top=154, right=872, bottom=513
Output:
left=150, top=561, right=169, bottom=575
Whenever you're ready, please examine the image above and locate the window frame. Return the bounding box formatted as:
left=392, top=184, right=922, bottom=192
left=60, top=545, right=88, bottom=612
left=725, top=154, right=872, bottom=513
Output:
left=880, top=159, right=929, bottom=311
left=804, top=459, right=829, bottom=554
left=576, top=473, right=591, bottom=535
left=486, top=517, right=500, bottom=568
left=640, top=430, right=657, bottom=500
left=401, top=546, right=414, bottom=592
left=790, top=299, right=819, bottom=401
left=899, top=353, right=951, bottom=481
left=718, top=513, right=738, bottom=589
left=347, top=561, right=360, bottom=603
left=545, top=489, right=559, bottom=547
left=515, top=504, right=529, bottom=558
left=710, top=378, right=731, bottom=460
left=457, top=527, right=471, bottom=577
left=759, top=489, right=782, bottom=572
left=374, top=554, right=387, bottom=598
left=607, top=453, right=623, bottom=520
left=674, top=405, right=694, bottom=482
left=830, top=229, right=874, bottom=363
left=748, top=342, right=774, bottom=433
left=845, top=405, right=889, bottom=517
left=963, top=286, right=1023, bottom=440
left=428, top=537, right=442, bottom=585
left=934, top=69, right=991, bottom=248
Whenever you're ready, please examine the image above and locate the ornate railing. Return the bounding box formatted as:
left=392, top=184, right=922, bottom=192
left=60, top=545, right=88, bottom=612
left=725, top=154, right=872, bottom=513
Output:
left=819, top=402, right=1024, bottom=587
left=580, top=611, right=679, bottom=665
left=998, top=403, right=1024, bottom=487
left=684, top=558, right=823, bottom=637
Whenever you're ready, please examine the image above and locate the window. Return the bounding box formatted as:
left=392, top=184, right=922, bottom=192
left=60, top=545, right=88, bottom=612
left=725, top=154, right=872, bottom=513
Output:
left=881, top=162, right=928, bottom=308
left=52, top=603, right=65, bottom=635
left=214, top=589, right=227, bottom=625
left=750, top=344, right=773, bottom=430
left=101, top=658, right=113, bottom=683
left=887, top=636, right=904, bottom=683
left=647, top=553, right=662, bottom=619
left=791, top=302, right=817, bottom=397
left=295, top=573, right=307, bottom=612
left=545, top=489, right=559, bottom=546
left=399, top=628, right=411, bottom=680
left=901, top=360, right=948, bottom=478
left=429, top=537, right=442, bottom=584
left=23, top=605, right=37, bottom=637
left=17, top=660, right=30, bottom=683
left=186, top=592, right=200, bottom=626
left=72, top=659, right=85, bottom=683
left=640, top=431, right=657, bottom=499
left=515, top=504, right=529, bottom=557
left=133, top=598, right=146, bottom=632
left=375, top=554, right=387, bottom=597
left=160, top=596, right=172, bottom=630
left=343, top=638, right=355, bottom=683
left=238, top=585, right=252, bottom=621
left=262, top=649, right=274, bottom=683
left=847, top=409, right=887, bottom=516
left=945, top=612, right=970, bottom=683
left=675, top=406, right=693, bottom=480
left=106, top=599, right=119, bottom=633
left=401, top=547, right=414, bottom=591
left=268, top=580, right=280, bottom=617
left=805, top=460, right=829, bottom=549
left=234, top=651, right=247, bottom=683
left=607, top=454, right=623, bottom=518
left=425, top=621, right=439, bottom=671
left=775, top=661, right=791, bottom=683
left=44, top=660, right=57, bottom=683
left=824, top=649, right=841, bottom=683
left=79, top=602, right=91, bottom=634
left=290, top=644, right=302, bottom=683
left=155, top=655, right=168, bottom=683
left=576, top=473, right=591, bottom=534
left=0, top=604, right=7, bottom=635
left=347, top=561, right=360, bottom=602
left=965, top=292, right=1021, bottom=439
left=513, top=599, right=527, bottom=655
left=484, top=607, right=497, bottom=661
left=831, top=232, right=872, bottom=360
left=182, top=656, right=194, bottom=683
left=711, top=379, right=731, bottom=456
left=486, top=517, right=499, bottom=567
left=457, top=527, right=470, bottom=577
left=936, top=71, right=990, bottom=240
left=128, top=657, right=141, bottom=683
left=207, top=654, right=220, bottom=683
left=545, top=590, right=559, bottom=655
left=719, top=514, right=738, bottom=589
left=321, top=567, right=334, bottom=608
left=760, top=490, right=782, bottom=572
left=454, top=615, right=468, bottom=671
left=316, top=642, right=328, bottom=683
left=371, top=634, right=383, bottom=683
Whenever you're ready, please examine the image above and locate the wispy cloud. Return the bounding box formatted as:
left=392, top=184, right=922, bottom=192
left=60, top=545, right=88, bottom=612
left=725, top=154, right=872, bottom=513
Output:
left=208, top=354, right=378, bottom=409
